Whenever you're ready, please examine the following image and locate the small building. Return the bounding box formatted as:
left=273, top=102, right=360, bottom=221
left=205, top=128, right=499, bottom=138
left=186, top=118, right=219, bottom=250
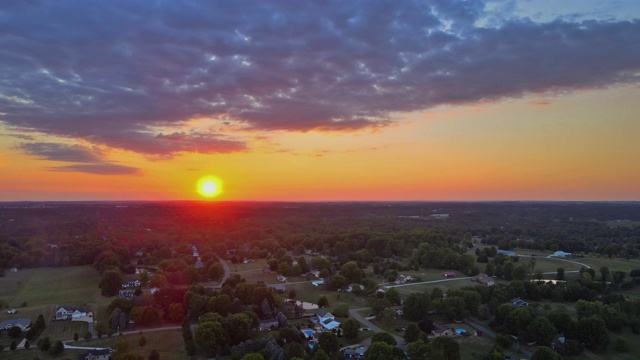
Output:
left=277, top=275, right=287, bottom=282
left=259, top=319, right=279, bottom=331
left=431, top=323, right=453, bottom=337
left=344, top=346, right=366, bottom=359
left=474, top=273, right=495, bottom=286
left=269, top=284, right=286, bottom=293
left=77, top=349, right=111, bottom=360
left=315, top=309, right=340, bottom=330
left=311, top=280, right=325, bottom=287
left=390, top=306, right=404, bottom=317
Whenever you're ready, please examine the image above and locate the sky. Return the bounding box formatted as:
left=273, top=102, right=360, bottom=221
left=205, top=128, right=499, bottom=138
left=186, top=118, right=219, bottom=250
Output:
left=1, top=0, right=639, bottom=202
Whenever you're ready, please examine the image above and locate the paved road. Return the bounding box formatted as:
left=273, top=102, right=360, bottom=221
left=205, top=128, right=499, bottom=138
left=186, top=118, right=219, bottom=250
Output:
left=382, top=277, right=472, bottom=289
left=348, top=307, right=407, bottom=352
left=214, top=255, right=230, bottom=288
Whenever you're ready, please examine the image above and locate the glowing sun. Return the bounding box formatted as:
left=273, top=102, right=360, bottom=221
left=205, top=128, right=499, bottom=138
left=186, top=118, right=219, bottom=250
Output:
left=197, top=176, right=223, bottom=198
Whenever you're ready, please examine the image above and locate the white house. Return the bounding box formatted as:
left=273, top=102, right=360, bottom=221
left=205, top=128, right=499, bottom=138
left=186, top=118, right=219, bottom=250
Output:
left=55, top=306, right=87, bottom=320
left=78, top=349, right=111, bottom=360
left=316, top=309, right=340, bottom=330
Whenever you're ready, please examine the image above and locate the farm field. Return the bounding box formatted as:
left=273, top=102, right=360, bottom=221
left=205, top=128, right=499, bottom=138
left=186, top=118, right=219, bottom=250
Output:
left=70, top=329, right=190, bottom=360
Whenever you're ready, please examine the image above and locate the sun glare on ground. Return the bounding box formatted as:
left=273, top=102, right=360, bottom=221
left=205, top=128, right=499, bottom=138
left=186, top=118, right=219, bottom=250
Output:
left=197, top=176, right=223, bottom=198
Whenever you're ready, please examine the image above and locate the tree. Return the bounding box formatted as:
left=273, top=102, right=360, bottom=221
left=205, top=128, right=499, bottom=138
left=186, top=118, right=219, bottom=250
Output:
left=24, top=340, right=30, bottom=349
left=73, top=332, right=79, bottom=341
left=343, top=318, right=360, bottom=339
left=10, top=340, right=17, bottom=351
left=167, top=303, right=185, bottom=322
left=49, top=340, right=64, bottom=357
left=312, top=349, right=330, bottom=360
left=38, top=336, right=51, bottom=351
left=385, top=288, right=401, bottom=306
left=371, top=332, right=397, bottom=346
left=512, top=265, right=527, bottom=281
left=403, top=292, right=430, bottom=321
left=578, top=316, right=610, bottom=352
left=99, top=270, right=124, bottom=296
left=194, top=321, right=225, bottom=355
left=614, top=337, right=630, bottom=352
left=148, top=349, right=160, bottom=360
left=440, top=296, right=467, bottom=321
left=527, top=317, right=556, bottom=346
left=600, top=266, right=610, bottom=282
left=404, top=322, right=421, bottom=344
left=318, top=295, right=329, bottom=308
left=242, top=354, right=265, bottom=360
left=485, top=263, right=495, bottom=277
left=428, top=336, right=460, bottom=360
left=84, top=331, right=92, bottom=340
left=8, top=326, right=22, bottom=338
left=288, top=289, right=297, bottom=300
left=556, top=267, right=564, bottom=280
left=407, top=338, right=429, bottom=360
left=318, top=331, right=339, bottom=355
left=139, top=335, right=147, bottom=347
left=340, top=261, right=363, bottom=283
left=364, top=342, right=393, bottom=360
left=531, top=346, right=562, bottom=360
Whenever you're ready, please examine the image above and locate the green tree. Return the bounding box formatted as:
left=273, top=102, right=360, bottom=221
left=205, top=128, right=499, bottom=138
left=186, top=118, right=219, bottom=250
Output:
left=407, top=338, right=429, bottom=360
left=318, top=331, right=339, bottom=355
left=342, top=318, right=360, bottom=339
left=556, top=267, right=564, bottom=280
left=404, top=322, right=421, bottom=344
left=385, top=288, right=402, bottom=306
left=364, top=342, right=394, bottom=360
left=578, top=316, right=610, bottom=352
left=340, top=261, right=364, bottom=283
left=73, top=332, right=79, bottom=341
left=318, top=295, right=329, bottom=308
left=39, top=336, right=51, bottom=351
left=241, top=354, right=265, bottom=360
left=99, top=270, right=124, bottom=297
left=24, top=340, right=30, bottom=349
left=512, top=265, right=527, bottom=281
left=9, top=340, right=17, bottom=351
left=371, top=332, right=397, bottom=346
left=404, top=292, right=432, bottom=322
left=312, top=349, right=330, bottom=360
left=614, top=337, right=630, bottom=352
left=148, top=349, right=160, bottom=360
left=167, top=303, right=185, bottom=322
left=194, top=321, right=225, bottom=355
left=531, top=346, right=562, bottom=360
left=84, top=331, right=92, bottom=340
left=527, top=317, right=556, bottom=346
left=428, top=336, right=460, bottom=360
left=485, top=263, right=495, bottom=277
left=139, top=335, right=147, bottom=347
left=600, top=266, right=610, bottom=282
left=49, top=340, right=64, bottom=357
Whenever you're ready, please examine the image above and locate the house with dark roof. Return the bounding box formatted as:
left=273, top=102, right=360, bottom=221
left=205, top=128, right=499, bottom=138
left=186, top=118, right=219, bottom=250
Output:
left=77, top=348, right=111, bottom=360
left=259, top=318, right=279, bottom=331
left=0, top=318, right=31, bottom=331
left=509, top=297, right=529, bottom=308
left=474, top=273, right=496, bottom=286
left=431, top=323, right=453, bottom=337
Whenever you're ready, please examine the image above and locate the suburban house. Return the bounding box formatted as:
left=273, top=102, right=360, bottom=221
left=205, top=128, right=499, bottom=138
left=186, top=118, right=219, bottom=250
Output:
left=55, top=306, right=88, bottom=320
left=390, top=306, right=404, bottom=317
left=77, top=349, right=111, bottom=360
left=315, top=309, right=340, bottom=330
left=395, top=274, right=414, bottom=283
left=121, top=280, right=140, bottom=288
left=431, top=323, right=453, bottom=337
left=509, top=297, right=529, bottom=308
left=119, top=290, right=135, bottom=298
left=0, top=319, right=31, bottom=331
left=343, top=347, right=366, bottom=359
left=553, top=251, right=572, bottom=257
left=259, top=318, right=279, bottom=331
left=474, top=273, right=496, bottom=286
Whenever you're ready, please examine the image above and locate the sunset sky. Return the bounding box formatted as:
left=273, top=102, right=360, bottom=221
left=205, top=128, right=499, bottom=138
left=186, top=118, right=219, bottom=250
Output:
left=1, top=0, right=639, bottom=201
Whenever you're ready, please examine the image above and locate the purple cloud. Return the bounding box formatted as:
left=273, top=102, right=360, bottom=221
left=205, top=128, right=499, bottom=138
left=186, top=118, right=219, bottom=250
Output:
left=0, top=1, right=638, bottom=157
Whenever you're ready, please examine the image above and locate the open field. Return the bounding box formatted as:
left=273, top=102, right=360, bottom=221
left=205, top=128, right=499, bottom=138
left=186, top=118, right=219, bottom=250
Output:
left=0, top=348, right=87, bottom=360
left=69, top=329, right=189, bottom=360
left=0, top=266, right=109, bottom=342
left=577, top=256, right=640, bottom=274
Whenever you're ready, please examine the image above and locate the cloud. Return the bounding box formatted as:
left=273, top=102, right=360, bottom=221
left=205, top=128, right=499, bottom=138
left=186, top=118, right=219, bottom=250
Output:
left=15, top=142, right=141, bottom=175
left=0, top=1, right=639, bottom=156
left=48, top=163, right=141, bottom=175
left=15, top=142, right=102, bottom=162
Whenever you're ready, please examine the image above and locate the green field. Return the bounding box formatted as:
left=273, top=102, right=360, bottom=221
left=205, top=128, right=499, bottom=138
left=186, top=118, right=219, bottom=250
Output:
left=0, top=266, right=110, bottom=343
left=71, top=329, right=190, bottom=360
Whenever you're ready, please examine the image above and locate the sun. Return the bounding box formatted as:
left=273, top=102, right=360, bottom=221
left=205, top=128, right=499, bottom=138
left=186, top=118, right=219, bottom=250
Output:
left=197, top=176, right=223, bottom=198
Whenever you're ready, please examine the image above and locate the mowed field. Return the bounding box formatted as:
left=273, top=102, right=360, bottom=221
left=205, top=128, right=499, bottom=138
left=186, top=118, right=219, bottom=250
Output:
left=0, top=266, right=109, bottom=344
left=71, top=329, right=189, bottom=360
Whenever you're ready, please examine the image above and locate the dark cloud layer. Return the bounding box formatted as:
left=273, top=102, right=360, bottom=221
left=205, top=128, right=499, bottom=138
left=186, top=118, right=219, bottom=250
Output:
left=1, top=1, right=639, bottom=157
left=15, top=142, right=140, bottom=175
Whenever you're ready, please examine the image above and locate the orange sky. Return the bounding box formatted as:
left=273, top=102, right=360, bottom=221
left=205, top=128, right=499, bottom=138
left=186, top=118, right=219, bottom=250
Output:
left=2, top=85, right=639, bottom=201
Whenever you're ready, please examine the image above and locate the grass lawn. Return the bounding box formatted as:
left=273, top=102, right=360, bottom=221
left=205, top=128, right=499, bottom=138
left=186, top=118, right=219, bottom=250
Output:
left=458, top=334, right=522, bottom=359
left=577, top=256, right=640, bottom=274
left=0, top=266, right=113, bottom=343
left=286, top=282, right=367, bottom=310
left=70, top=329, right=189, bottom=360
left=0, top=348, right=88, bottom=360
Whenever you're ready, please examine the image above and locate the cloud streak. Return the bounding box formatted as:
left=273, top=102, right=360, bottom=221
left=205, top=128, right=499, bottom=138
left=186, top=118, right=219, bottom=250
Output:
left=0, top=1, right=639, bottom=157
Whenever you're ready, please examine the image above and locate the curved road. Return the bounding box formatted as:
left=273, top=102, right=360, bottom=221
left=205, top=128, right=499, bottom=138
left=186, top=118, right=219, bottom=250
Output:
left=348, top=307, right=406, bottom=351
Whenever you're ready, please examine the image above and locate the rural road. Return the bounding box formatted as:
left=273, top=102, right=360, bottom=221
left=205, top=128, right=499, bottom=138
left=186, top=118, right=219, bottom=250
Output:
left=213, top=255, right=230, bottom=289
left=348, top=307, right=407, bottom=352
